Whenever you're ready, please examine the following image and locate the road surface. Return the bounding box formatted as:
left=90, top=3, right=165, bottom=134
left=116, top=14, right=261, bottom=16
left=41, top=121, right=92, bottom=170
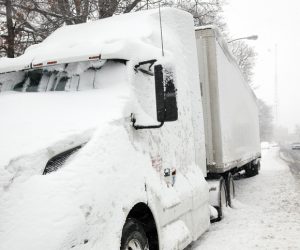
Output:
left=187, top=148, right=300, bottom=250
left=280, top=146, right=300, bottom=191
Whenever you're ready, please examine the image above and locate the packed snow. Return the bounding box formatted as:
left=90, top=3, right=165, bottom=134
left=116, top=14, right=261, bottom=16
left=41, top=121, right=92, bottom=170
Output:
left=188, top=148, right=300, bottom=250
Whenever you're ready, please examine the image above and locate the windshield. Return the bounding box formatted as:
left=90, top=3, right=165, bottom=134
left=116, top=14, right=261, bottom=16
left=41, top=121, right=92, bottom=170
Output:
left=0, top=59, right=127, bottom=93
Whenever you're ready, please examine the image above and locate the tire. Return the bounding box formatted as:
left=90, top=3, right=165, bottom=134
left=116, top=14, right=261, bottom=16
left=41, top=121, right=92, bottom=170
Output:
left=245, top=161, right=260, bottom=177
left=225, top=173, right=235, bottom=207
left=216, top=177, right=227, bottom=220
left=120, top=219, right=149, bottom=250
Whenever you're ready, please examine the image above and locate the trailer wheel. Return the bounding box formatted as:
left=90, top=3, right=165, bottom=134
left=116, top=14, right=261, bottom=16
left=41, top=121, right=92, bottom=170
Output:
left=216, top=178, right=227, bottom=220
left=245, top=161, right=260, bottom=177
left=121, top=219, right=149, bottom=250
left=226, top=173, right=235, bottom=207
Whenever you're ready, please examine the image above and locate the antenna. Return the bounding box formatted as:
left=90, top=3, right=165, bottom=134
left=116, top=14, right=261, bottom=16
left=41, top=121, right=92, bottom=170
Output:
left=158, top=3, right=165, bottom=57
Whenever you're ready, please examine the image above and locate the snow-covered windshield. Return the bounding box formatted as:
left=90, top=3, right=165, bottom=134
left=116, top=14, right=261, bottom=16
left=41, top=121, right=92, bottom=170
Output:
left=0, top=59, right=127, bottom=93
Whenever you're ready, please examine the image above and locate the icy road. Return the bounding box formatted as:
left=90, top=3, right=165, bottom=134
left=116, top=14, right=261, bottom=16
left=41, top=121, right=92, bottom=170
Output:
left=188, top=148, right=300, bottom=250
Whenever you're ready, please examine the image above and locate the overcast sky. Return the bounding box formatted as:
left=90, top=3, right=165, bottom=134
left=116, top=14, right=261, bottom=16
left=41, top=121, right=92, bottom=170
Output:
left=223, top=0, right=300, bottom=131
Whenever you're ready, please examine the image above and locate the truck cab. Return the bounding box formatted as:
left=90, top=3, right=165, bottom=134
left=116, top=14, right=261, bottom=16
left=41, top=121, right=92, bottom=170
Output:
left=0, top=8, right=210, bottom=250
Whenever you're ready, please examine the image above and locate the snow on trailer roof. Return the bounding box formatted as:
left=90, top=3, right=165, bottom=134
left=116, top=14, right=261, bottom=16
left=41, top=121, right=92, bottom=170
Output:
left=195, top=25, right=258, bottom=100
left=0, top=8, right=180, bottom=74
left=195, top=25, right=238, bottom=66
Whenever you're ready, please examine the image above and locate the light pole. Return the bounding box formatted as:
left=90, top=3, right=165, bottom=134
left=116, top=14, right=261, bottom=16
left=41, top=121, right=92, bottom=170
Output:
left=274, top=44, right=279, bottom=126
left=228, top=35, right=258, bottom=43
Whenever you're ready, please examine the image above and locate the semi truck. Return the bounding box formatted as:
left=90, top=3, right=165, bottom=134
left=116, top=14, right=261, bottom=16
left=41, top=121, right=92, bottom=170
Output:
left=0, top=8, right=260, bottom=250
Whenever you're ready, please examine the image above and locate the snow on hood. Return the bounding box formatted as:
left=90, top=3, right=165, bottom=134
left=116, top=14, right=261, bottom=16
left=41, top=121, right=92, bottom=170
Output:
left=0, top=124, right=151, bottom=250
left=0, top=84, right=130, bottom=195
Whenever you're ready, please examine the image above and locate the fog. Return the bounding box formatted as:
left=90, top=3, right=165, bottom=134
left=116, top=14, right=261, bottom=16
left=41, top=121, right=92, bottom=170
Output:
left=224, top=0, right=300, bottom=132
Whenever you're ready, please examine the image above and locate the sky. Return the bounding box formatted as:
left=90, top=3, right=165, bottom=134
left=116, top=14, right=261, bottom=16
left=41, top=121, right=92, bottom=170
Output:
left=223, top=0, right=300, bottom=131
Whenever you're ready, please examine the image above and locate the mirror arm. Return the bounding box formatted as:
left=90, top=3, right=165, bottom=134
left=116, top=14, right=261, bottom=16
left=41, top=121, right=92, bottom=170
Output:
left=134, top=59, right=157, bottom=71
left=131, top=114, right=164, bottom=130
left=134, top=59, right=157, bottom=75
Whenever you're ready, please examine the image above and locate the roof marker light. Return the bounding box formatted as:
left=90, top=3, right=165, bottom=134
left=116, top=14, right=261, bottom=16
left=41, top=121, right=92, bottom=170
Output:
left=47, top=61, right=57, bottom=65
left=89, top=55, right=101, bottom=60
left=33, top=63, right=43, bottom=68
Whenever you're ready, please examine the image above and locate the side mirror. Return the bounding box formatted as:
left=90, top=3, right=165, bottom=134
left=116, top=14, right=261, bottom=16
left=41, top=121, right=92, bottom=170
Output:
left=155, top=64, right=178, bottom=122
left=131, top=62, right=178, bottom=130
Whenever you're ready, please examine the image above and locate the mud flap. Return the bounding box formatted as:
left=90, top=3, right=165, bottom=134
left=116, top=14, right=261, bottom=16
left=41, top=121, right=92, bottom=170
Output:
left=207, top=178, right=227, bottom=221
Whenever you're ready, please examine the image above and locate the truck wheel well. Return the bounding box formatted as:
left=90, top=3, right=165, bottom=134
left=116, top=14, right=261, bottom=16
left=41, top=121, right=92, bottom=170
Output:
left=126, top=202, right=159, bottom=250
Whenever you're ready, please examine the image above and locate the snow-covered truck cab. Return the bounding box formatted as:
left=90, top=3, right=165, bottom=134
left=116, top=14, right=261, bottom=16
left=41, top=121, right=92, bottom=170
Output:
left=0, top=8, right=210, bottom=250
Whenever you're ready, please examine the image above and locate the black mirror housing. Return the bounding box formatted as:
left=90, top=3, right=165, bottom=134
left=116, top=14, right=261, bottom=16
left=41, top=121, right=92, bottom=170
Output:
left=131, top=62, right=178, bottom=130
left=154, top=64, right=178, bottom=122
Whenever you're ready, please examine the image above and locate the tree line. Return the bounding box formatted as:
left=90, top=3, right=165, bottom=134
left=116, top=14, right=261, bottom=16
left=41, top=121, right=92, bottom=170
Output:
left=0, top=1, right=257, bottom=84
left=0, top=0, right=224, bottom=57
left=0, top=0, right=255, bottom=83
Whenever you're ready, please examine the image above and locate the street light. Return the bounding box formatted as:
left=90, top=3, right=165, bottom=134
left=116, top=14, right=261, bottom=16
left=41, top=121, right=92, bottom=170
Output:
left=228, top=35, right=258, bottom=43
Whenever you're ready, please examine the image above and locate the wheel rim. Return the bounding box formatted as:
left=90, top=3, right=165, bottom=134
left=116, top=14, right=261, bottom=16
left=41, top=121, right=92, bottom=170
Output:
left=126, top=239, right=143, bottom=250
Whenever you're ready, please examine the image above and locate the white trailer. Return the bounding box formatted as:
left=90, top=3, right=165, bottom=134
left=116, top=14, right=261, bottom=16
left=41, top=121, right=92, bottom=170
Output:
left=0, top=8, right=260, bottom=250
left=195, top=26, right=261, bottom=217
left=195, top=27, right=261, bottom=176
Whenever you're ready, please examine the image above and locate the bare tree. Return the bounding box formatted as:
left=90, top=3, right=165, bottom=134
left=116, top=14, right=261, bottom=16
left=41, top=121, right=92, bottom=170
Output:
left=0, top=0, right=14, bottom=57
left=229, top=40, right=257, bottom=86
left=0, top=0, right=50, bottom=57
left=0, top=0, right=145, bottom=57
left=175, top=0, right=226, bottom=29
left=257, top=99, right=274, bottom=142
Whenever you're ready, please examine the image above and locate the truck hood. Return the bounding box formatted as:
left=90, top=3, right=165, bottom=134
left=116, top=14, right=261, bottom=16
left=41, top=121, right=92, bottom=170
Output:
left=0, top=86, right=130, bottom=193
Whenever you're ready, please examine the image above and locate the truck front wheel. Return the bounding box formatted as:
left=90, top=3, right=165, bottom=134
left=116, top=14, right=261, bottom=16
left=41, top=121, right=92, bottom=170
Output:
left=121, top=219, right=149, bottom=250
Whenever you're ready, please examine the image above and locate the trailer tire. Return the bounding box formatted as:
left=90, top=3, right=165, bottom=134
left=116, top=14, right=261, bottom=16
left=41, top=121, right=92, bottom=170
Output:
left=216, top=177, right=227, bottom=220
left=121, top=218, right=149, bottom=250
left=245, top=161, right=260, bottom=177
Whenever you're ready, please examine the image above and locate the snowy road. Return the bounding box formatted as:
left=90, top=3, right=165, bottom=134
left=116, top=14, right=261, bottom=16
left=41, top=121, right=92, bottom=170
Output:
left=282, top=148, right=300, bottom=191
left=187, top=148, right=300, bottom=250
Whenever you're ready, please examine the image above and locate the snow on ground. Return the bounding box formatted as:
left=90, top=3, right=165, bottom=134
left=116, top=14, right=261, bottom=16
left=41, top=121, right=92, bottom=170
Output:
left=188, top=148, right=300, bottom=250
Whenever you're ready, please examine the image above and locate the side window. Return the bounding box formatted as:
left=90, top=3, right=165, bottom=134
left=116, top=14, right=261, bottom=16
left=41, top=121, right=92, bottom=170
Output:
left=38, top=72, right=51, bottom=92
left=26, top=70, right=42, bottom=92
left=13, top=72, right=29, bottom=92
left=46, top=73, right=58, bottom=91
left=77, top=69, right=95, bottom=91
left=13, top=80, right=26, bottom=92
left=65, top=75, right=80, bottom=91
left=55, top=76, right=69, bottom=91
left=49, top=73, right=68, bottom=91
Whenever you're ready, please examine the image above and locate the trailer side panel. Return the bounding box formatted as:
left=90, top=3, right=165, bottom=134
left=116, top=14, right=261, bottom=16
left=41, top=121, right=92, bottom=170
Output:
left=195, top=27, right=261, bottom=173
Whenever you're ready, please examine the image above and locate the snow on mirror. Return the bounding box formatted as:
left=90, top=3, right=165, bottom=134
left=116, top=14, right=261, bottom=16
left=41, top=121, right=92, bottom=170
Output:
left=0, top=59, right=127, bottom=93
